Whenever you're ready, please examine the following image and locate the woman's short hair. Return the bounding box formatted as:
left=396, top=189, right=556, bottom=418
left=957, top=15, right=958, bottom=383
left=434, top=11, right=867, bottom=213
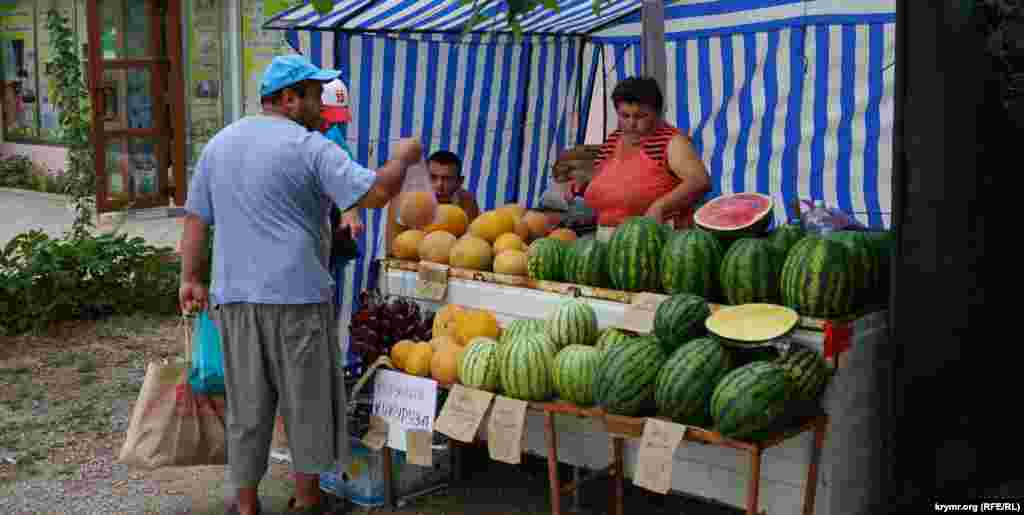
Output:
left=611, top=76, right=664, bottom=114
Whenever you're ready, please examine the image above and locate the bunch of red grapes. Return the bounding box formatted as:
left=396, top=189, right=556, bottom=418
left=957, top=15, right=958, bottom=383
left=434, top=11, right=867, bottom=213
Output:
left=349, top=289, right=434, bottom=365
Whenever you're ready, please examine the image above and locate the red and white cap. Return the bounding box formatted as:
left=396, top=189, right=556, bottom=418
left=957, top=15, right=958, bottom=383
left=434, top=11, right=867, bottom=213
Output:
left=320, top=78, right=352, bottom=124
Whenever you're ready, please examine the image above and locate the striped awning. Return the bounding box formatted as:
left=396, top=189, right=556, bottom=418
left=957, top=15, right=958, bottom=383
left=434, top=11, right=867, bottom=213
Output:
left=263, top=0, right=642, bottom=35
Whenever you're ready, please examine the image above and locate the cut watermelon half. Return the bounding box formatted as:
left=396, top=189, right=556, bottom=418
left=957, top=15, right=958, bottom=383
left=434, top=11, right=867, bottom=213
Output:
left=694, top=192, right=774, bottom=236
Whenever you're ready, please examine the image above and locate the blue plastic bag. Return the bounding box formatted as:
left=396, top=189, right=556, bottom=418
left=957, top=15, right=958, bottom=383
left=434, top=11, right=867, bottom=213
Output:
left=189, top=311, right=226, bottom=395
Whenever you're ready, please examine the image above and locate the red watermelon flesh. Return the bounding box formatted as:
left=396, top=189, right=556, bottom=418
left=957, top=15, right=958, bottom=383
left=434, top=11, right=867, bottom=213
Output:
left=695, top=193, right=774, bottom=232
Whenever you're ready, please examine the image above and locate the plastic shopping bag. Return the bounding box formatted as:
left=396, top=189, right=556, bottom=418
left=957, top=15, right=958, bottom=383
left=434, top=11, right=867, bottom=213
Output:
left=188, top=311, right=226, bottom=395
left=394, top=160, right=440, bottom=229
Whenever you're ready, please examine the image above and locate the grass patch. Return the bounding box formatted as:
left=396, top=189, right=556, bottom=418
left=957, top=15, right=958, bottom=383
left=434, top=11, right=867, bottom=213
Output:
left=95, top=313, right=175, bottom=338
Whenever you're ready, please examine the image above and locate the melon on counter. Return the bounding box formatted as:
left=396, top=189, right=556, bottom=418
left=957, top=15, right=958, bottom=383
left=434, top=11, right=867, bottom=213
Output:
left=418, top=231, right=457, bottom=264
left=449, top=235, right=494, bottom=271
left=468, top=211, right=517, bottom=243
left=397, top=191, right=439, bottom=229
left=694, top=192, right=774, bottom=241
left=425, top=204, right=470, bottom=237
left=494, top=250, right=528, bottom=276
left=392, top=230, right=425, bottom=260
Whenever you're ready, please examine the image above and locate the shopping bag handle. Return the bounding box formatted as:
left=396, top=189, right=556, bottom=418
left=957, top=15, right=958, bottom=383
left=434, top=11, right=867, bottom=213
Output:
left=179, top=313, right=197, bottom=367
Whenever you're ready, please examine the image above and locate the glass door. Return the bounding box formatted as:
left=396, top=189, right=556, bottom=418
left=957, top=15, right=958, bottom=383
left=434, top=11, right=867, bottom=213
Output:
left=86, top=0, right=186, bottom=212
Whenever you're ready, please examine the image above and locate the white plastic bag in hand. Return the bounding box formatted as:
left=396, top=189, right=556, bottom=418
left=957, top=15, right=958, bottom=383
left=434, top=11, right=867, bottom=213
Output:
left=395, top=160, right=440, bottom=229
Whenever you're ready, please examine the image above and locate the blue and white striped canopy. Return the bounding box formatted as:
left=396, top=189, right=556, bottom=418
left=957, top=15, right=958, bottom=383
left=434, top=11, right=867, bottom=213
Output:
left=265, top=0, right=641, bottom=35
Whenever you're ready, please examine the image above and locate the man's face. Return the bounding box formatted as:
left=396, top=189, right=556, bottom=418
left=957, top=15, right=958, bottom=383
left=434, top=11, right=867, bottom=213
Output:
left=429, top=161, right=462, bottom=202
left=282, top=81, right=324, bottom=130
left=615, top=102, right=658, bottom=141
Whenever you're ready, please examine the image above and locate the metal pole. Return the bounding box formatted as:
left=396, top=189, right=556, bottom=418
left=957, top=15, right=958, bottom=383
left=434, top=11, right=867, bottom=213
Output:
left=641, top=0, right=666, bottom=93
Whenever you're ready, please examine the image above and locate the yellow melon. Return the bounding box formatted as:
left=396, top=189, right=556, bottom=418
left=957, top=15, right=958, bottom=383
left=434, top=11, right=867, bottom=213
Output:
left=496, top=203, right=526, bottom=221
left=392, top=230, right=426, bottom=260
left=513, top=217, right=532, bottom=242
left=449, top=235, right=494, bottom=271
left=523, top=211, right=554, bottom=240
left=455, top=309, right=501, bottom=346
left=418, top=230, right=457, bottom=264
left=390, top=339, right=417, bottom=369
left=424, top=204, right=469, bottom=237
left=432, top=304, right=465, bottom=339
left=430, top=344, right=461, bottom=385
left=493, top=233, right=527, bottom=254
left=397, top=191, right=438, bottom=229
left=468, top=210, right=517, bottom=243
left=405, top=342, right=434, bottom=376
left=548, top=228, right=578, bottom=243
left=429, top=335, right=459, bottom=352
left=493, top=250, right=528, bottom=276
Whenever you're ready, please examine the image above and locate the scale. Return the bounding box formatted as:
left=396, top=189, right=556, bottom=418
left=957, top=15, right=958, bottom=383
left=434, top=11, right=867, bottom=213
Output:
left=706, top=304, right=802, bottom=355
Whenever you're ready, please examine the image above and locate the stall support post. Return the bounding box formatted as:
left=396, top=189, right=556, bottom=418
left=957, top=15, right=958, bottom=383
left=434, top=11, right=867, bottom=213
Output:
left=611, top=436, right=625, bottom=515
left=746, top=447, right=763, bottom=515
left=383, top=446, right=394, bottom=507
left=802, top=417, right=829, bottom=515
left=641, top=0, right=667, bottom=92
left=543, top=411, right=562, bottom=515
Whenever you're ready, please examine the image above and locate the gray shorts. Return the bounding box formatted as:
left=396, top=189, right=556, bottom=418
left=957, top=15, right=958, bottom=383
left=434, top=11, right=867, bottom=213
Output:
left=211, top=302, right=348, bottom=486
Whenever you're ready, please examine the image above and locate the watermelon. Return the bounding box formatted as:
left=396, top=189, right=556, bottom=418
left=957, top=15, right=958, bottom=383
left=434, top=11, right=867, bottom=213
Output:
left=718, top=238, right=784, bottom=305
left=864, top=230, right=893, bottom=304
left=567, top=239, right=610, bottom=288
left=546, top=298, right=599, bottom=350
left=458, top=338, right=501, bottom=392
left=500, top=318, right=546, bottom=345
left=660, top=229, right=723, bottom=298
left=654, top=337, right=735, bottom=426
left=552, top=344, right=603, bottom=406
left=694, top=192, right=774, bottom=244
left=499, top=332, right=556, bottom=401
left=774, top=346, right=832, bottom=404
left=652, top=294, right=711, bottom=352
left=826, top=231, right=880, bottom=308
left=527, top=238, right=565, bottom=282
left=780, top=236, right=857, bottom=319
left=595, top=327, right=632, bottom=354
left=768, top=222, right=806, bottom=257
left=606, top=216, right=670, bottom=292
left=710, top=361, right=792, bottom=440
left=593, top=336, right=667, bottom=416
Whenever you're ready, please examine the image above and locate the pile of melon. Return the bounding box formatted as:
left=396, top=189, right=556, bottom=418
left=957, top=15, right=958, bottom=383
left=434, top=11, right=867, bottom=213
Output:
left=390, top=202, right=578, bottom=277
left=389, top=303, right=502, bottom=385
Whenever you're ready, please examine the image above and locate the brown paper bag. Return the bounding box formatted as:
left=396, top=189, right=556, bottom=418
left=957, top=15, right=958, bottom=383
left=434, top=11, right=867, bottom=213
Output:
left=118, top=316, right=227, bottom=469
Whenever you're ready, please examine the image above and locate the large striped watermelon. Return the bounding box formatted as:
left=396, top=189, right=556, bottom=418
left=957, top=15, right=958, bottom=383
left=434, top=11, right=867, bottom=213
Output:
left=457, top=337, right=501, bottom=392
left=546, top=298, right=599, bottom=349
left=527, top=238, right=565, bottom=282
left=607, top=216, right=670, bottom=292
left=780, top=237, right=857, bottom=319
left=595, top=327, right=632, bottom=354
left=719, top=238, right=784, bottom=305
left=654, top=337, right=735, bottom=426
left=501, top=318, right=546, bottom=345
left=826, top=231, right=880, bottom=308
left=694, top=192, right=774, bottom=244
left=499, top=332, right=556, bottom=401
left=652, top=294, right=711, bottom=352
left=552, top=344, right=603, bottom=406
left=774, top=346, right=832, bottom=404
left=593, top=336, right=667, bottom=416
left=710, top=361, right=792, bottom=440
left=660, top=229, right=723, bottom=298
left=567, top=239, right=610, bottom=288
left=864, top=230, right=893, bottom=304
left=768, top=222, right=806, bottom=258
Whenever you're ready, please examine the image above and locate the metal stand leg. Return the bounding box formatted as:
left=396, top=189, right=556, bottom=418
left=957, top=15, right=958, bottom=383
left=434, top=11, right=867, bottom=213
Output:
left=612, top=437, right=625, bottom=515
left=802, top=418, right=829, bottom=515
left=572, top=465, right=582, bottom=512
left=746, top=448, right=762, bottom=515
left=383, top=446, right=394, bottom=508
left=544, top=411, right=562, bottom=515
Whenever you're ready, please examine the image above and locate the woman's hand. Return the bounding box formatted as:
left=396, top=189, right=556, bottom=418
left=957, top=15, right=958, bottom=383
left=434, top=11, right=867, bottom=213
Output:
left=645, top=202, right=668, bottom=224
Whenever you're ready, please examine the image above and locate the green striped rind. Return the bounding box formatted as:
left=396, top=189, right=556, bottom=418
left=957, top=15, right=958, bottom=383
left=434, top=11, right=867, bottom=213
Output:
left=719, top=238, right=784, bottom=305
left=553, top=344, right=603, bottom=406
left=607, top=216, right=670, bottom=292
left=595, top=327, right=633, bottom=354
left=458, top=338, right=501, bottom=392
left=499, top=332, right=555, bottom=401
left=545, top=299, right=599, bottom=350
left=780, top=237, right=856, bottom=319
left=654, top=337, right=735, bottom=426
left=774, top=347, right=831, bottom=403
left=710, top=361, right=792, bottom=440
left=568, top=239, right=610, bottom=288
left=863, top=231, right=893, bottom=304
left=652, top=294, right=712, bottom=352
left=527, top=238, right=565, bottom=282
left=825, top=231, right=880, bottom=307
left=593, top=336, right=667, bottom=416
left=500, top=319, right=546, bottom=345
left=660, top=229, right=724, bottom=298
left=768, top=223, right=806, bottom=257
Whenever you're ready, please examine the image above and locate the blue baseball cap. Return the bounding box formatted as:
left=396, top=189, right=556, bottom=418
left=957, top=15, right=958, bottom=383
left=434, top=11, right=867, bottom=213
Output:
left=260, top=54, right=340, bottom=97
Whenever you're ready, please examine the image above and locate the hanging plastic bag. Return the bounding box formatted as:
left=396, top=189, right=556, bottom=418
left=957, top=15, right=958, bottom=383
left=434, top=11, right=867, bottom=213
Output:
left=188, top=310, right=226, bottom=395
left=394, top=160, right=440, bottom=229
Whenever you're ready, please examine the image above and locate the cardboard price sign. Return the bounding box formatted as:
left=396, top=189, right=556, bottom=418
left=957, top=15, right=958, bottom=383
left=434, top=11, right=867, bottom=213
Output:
left=415, top=262, right=449, bottom=301
left=361, top=415, right=389, bottom=451
left=405, top=429, right=433, bottom=466
left=434, top=384, right=494, bottom=443
left=616, top=293, right=669, bottom=334
left=633, top=418, right=687, bottom=494
left=486, top=396, right=528, bottom=464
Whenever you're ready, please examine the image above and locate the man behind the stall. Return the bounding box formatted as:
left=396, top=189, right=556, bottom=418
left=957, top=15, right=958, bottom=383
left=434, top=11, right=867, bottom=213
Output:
left=428, top=149, right=479, bottom=222
left=178, top=54, right=423, bottom=515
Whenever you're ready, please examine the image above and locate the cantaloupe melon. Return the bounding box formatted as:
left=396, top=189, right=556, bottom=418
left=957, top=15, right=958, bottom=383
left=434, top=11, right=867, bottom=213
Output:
left=430, top=335, right=459, bottom=352
left=425, top=204, right=469, bottom=237
left=494, top=233, right=527, bottom=254
left=514, top=217, right=532, bottom=242
left=449, top=235, right=494, bottom=271
left=405, top=342, right=434, bottom=376
left=430, top=344, right=461, bottom=385
left=523, top=211, right=554, bottom=240
left=455, top=309, right=501, bottom=346
left=397, top=191, right=438, bottom=229
left=494, top=250, right=528, bottom=276
left=392, top=230, right=426, bottom=260
left=496, top=203, right=526, bottom=220
left=418, top=231, right=457, bottom=264
left=432, top=304, right=465, bottom=339
left=468, top=211, right=517, bottom=243
left=390, top=339, right=417, bottom=369
left=548, top=228, right=578, bottom=243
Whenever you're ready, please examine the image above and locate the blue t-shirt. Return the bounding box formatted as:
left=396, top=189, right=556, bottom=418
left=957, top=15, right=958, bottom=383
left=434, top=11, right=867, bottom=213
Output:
left=185, top=114, right=376, bottom=305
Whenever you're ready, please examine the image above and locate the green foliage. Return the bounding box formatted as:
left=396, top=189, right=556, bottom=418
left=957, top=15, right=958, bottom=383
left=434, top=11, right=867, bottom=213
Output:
left=0, top=154, right=36, bottom=189
left=0, top=231, right=181, bottom=335
left=45, top=9, right=95, bottom=240
left=460, top=0, right=610, bottom=37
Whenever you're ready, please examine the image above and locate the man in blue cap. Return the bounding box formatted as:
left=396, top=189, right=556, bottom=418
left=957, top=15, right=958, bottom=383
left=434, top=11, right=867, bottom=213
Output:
left=178, top=54, right=422, bottom=515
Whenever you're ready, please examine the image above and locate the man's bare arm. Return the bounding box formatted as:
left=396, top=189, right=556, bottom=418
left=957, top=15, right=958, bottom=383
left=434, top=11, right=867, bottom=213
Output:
left=180, top=214, right=209, bottom=284
left=354, top=157, right=408, bottom=209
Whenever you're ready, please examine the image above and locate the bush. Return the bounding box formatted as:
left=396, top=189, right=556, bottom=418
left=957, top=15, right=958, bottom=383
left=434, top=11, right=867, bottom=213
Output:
left=0, top=230, right=181, bottom=335
left=0, top=154, right=37, bottom=189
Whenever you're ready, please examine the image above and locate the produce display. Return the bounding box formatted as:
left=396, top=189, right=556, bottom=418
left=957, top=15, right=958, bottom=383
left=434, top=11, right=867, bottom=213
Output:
left=566, top=239, right=610, bottom=287
left=654, top=337, right=735, bottom=426
left=710, top=361, right=792, bottom=440
left=527, top=238, right=566, bottom=282
left=349, top=290, right=434, bottom=365
left=595, top=327, right=633, bottom=354
left=718, top=238, right=783, bottom=305
left=457, top=337, right=501, bottom=392
left=593, top=335, right=666, bottom=416
left=652, top=294, right=711, bottom=352
left=545, top=298, right=599, bottom=350
left=552, top=344, right=602, bottom=406
left=607, top=216, right=670, bottom=292
left=780, top=237, right=856, bottom=318
left=660, top=228, right=723, bottom=298
left=499, top=331, right=556, bottom=402
left=693, top=192, right=774, bottom=245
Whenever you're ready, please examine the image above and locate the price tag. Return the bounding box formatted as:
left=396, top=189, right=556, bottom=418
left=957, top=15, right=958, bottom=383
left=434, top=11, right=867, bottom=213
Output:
left=361, top=415, right=389, bottom=451
left=616, top=293, right=669, bottom=334
left=486, top=396, right=528, bottom=464
left=405, top=429, right=433, bottom=466
left=633, top=418, right=687, bottom=494
left=434, top=384, right=494, bottom=443
left=415, top=262, right=449, bottom=301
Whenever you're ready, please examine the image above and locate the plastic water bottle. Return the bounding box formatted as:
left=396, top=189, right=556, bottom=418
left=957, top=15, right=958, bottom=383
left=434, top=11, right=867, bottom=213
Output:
left=801, top=200, right=835, bottom=236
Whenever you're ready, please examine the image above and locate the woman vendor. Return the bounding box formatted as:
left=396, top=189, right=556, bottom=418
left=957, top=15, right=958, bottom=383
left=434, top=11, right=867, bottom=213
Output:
left=568, top=76, right=711, bottom=236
